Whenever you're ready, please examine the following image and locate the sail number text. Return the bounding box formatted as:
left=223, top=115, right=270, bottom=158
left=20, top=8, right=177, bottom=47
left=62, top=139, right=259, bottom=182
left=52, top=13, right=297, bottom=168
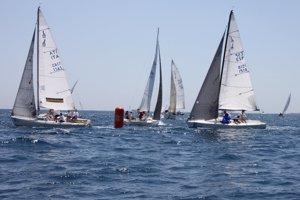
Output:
left=49, top=49, right=63, bottom=72
left=238, top=64, right=248, bottom=74
left=235, top=51, right=244, bottom=62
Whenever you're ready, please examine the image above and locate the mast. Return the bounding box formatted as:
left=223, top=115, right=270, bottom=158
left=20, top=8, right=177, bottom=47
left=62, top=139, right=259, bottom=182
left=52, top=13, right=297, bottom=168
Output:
left=37, top=7, right=40, bottom=114
left=219, top=10, right=233, bottom=101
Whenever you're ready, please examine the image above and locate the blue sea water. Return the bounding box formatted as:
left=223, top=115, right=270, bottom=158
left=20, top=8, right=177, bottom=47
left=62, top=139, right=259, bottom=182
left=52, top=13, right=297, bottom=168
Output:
left=0, top=109, right=300, bottom=200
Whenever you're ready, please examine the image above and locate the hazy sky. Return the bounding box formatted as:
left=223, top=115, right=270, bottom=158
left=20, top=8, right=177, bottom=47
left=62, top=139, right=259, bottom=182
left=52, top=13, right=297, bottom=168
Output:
left=0, top=0, right=299, bottom=113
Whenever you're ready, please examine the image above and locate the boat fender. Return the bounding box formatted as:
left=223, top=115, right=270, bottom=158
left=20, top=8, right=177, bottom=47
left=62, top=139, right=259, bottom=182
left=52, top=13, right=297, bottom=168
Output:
left=114, top=107, right=124, bottom=128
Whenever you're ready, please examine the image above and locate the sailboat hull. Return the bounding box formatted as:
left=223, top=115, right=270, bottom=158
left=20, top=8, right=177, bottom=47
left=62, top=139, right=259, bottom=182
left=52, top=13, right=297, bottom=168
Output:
left=124, top=118, right=159, bottom=126
left=11, top=115, right=91, bottom=128
left=186, top=119, right=266, bottom=129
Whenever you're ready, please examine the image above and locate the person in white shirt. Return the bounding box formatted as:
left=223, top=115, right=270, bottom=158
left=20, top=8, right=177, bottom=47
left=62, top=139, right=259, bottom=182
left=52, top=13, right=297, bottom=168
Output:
left=72, top=110, right=79, bottom=122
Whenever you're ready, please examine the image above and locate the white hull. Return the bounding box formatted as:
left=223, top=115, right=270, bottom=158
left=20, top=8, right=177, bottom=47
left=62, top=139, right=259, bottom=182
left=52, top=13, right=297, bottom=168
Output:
left=186, top=118, right=266, bottom=129
left=11, top=115, right=91, bottom=128
left=124, top=117, right=159, bottom=126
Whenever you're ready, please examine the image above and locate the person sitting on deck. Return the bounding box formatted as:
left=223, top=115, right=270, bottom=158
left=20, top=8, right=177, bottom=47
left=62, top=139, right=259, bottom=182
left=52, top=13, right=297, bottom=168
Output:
left=138, top=111, right=146, bottom=121
left=238, top=110, right=247, bottom=123
left=125, top=111, right=130, bottom=119
left=58, top=113, right=65, bottom=123
left=53, top=110, right=60, bottom=122
left=47, top=109, right=54, bottom=120
left=221, top=110, right=231, bottom=124
left=71, top=110, right=79, bottom=122
left=66, top=110, right=72, bottom=122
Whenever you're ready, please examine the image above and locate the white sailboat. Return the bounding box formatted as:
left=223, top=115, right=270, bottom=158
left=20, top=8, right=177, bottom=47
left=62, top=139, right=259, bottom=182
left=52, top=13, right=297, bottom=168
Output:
left=187, top=10, right=266, bottom=129
left=124, top=29, right=162, bottom=126
left=166, top=60, right=185, bottom=119
left=11, top=7, right=91, bottom=128
left=279, top=93, right=291, bottom=117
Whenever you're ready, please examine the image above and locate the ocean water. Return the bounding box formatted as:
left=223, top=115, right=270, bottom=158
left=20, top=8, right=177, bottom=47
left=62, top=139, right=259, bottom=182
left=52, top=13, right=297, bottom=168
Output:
left=0, top=109, right=300, bottom=200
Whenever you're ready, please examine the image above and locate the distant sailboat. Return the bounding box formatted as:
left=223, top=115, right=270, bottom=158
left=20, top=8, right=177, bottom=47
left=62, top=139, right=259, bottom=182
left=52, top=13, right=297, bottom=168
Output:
left=187, top=10, right=266, bottom=129
left=166, top=60, right=185, bottom=119
left=124, top=29, right=162, bottom=126
left=279, top=93, right=291, bottom=117
left=11, top=7, right=91, bottom=127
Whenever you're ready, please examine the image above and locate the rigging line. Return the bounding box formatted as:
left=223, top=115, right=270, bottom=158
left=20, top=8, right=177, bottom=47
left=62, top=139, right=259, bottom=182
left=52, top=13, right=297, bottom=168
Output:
left=56, top=89, right=72, bottom=94
left=234, top=72, right=250, bottom=76
left=228, top=30, right=239, bottom=35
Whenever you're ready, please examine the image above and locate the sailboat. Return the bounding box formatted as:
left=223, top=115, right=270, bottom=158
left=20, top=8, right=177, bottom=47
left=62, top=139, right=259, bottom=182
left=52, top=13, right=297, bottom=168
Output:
left=279, top=93, right=291, bottom=117
left=11, top=7, right=91, bottom=128
left=165, top=60, right=185, bottom=119
left=187, top=10, right=266, bottom=129
left=124, top=29, right=162, bottom=126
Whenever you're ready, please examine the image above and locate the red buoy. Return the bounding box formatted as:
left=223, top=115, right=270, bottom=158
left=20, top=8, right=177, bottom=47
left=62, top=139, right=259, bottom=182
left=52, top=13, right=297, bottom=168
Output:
left=114, top=107, right=124, bottom=128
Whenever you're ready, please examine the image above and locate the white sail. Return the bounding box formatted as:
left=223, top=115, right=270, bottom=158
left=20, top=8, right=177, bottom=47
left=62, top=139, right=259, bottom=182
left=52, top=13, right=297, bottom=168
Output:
left=169, top=63, right=176, bottom=113
left=281, top=93, right=291, bottom=114
left=12, top=29, right=37, bottom=118
left=138, top=30, right=159, bottom=112
left=219, top=11, right=258, bottom=111
left=168, top=60, right=185, bottom=113
left=38, top=8, right=75, bottom=111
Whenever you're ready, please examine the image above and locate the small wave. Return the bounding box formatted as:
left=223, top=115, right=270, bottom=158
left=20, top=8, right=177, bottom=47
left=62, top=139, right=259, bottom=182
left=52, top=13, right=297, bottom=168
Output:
left=267, top=125, right=300, bottom=132
left=158, top=121, right=166, bottom=126
left=218, top=153, right=241, bottom=160
left=116, top=167, right=129, bottom=173
left=93, top=125, right=114, bottom=129
left=0, top=137, right=44, bottom=145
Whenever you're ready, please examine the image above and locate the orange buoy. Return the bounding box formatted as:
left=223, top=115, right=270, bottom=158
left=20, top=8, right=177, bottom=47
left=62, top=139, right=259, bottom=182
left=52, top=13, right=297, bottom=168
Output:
left=114, top=107, right=124, bottom=128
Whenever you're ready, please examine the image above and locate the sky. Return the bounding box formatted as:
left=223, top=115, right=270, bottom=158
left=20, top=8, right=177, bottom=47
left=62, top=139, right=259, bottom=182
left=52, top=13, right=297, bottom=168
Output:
left=0, top=0, right=299, bottom=113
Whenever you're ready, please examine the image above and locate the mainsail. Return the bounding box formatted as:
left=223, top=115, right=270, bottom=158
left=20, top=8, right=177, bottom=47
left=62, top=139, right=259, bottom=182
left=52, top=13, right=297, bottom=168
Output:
left=37, top=8, right=75, bottom=111
left=281, top=93, right=291, bottom=114
left=138, top=29, right=160, bottom=112
left=168, top=60, right=185, bottom=113
left=189, top=33, right=224, bottom=120
left=12, top=29, right=37, bottom=118
left=219, top=11, right=258, bottom=111
left=153, top=45, right=162, bottom=120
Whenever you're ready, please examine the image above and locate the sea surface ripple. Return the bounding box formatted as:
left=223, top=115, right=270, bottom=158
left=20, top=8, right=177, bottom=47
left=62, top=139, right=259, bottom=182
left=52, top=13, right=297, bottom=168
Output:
left=1, top=110, right=300, bottom=199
